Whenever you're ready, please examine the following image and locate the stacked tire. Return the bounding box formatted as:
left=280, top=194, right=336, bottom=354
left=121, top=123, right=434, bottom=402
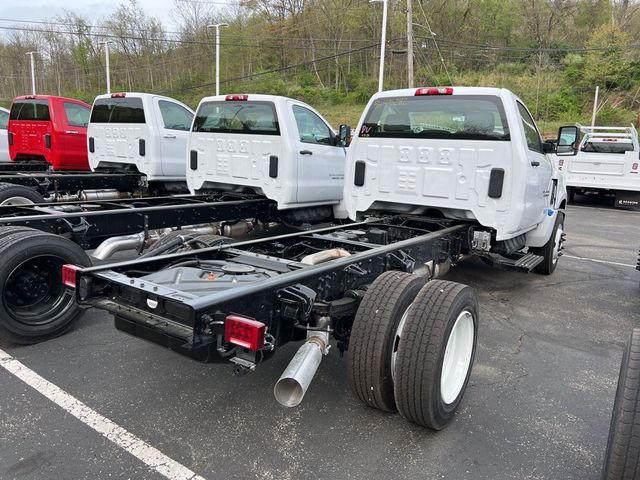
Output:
left=0, top=226, right=90, bottom=344
left=602, top=328, right=640, bottom=480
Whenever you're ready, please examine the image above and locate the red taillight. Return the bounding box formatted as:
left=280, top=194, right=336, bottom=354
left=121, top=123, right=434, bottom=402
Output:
left=415, top=87, right=453, bottom=96
left=62, top=264, right=80, bottom=288
left=558, top=159, right=564, bottom=166
left=111, top=92, right=126, bottom=98
left=225, top=94, right=248, bottom=101
left=224, top=315, right=265, bottom=350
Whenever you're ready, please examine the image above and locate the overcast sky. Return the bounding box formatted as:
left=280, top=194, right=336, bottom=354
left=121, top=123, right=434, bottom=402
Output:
left=0, top=0, right=193, bottom=32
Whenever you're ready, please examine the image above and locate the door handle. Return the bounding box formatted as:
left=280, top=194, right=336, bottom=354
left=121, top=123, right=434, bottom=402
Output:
left=531, top=160, right=540, bottom=167
left=300, top=150, right=313, bottom=155
left=163, top=134, right=177, bottom=139
left=65, top=130, right=79, bottom=135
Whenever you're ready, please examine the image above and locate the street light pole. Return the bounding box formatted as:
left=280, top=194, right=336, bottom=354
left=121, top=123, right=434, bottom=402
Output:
left=207, top=23, right=229, bottom=96
left=99, top=41, right=114, bottom=94
left=26, top=51, right=37, bottom=95
left=370, top=0, right=388, bottom=92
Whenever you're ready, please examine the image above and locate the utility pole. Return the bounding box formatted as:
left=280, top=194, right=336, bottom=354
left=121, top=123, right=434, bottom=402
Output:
left=207, top=23, right=228, bottom=96
left=591, top=86, right=599, bottom=127
left=99, top=41, right=113, bottom=94
left=370, top=0, right=388, bottom=92
left=26, top=51, right=37, bottom=95
left=406, top=0, right=414, bottom=88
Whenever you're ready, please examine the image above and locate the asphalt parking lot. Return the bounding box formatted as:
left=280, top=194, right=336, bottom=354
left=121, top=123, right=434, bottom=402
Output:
left=1, top=200, right=639, bottom=480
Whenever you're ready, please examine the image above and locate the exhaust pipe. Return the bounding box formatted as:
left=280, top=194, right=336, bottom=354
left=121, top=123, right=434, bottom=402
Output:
left=274, top=318, right=330, bottom=407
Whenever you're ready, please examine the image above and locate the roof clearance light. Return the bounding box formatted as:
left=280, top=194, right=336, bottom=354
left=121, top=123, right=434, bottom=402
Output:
left=111, top=93, right=126, bottom=98
left=224, top=315, right=266, bottom=350
left=415, top=87, right=453, bottom=96
left=62, top=264, right=80, bottom=288
left=24, top=95, right=36, bottom=100
left=225, top=94, right=249, bottom=101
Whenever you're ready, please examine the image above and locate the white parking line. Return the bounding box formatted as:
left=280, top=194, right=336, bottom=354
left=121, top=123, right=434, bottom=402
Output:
left=0, top=348, right=206, bottom=480
left=563, top=254, right=636, bottom=268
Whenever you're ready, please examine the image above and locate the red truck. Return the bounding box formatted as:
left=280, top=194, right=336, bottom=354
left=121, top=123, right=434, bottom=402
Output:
left=8, top=95, right=91, bottom=171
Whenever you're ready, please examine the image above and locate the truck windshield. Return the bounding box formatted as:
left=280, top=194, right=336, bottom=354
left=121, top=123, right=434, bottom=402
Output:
left=581, top=138, right=634, bottom=154
left=359, top=95, right=510, bottom=141
left=9, top=99, right=51, bottom=121
left=90, top=97, right=146, bottom=123
left=192, top=101, right=280, bottom=135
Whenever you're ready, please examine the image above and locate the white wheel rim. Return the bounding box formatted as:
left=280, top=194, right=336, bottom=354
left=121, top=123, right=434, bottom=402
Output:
left=0, top=196, right=35, bottom=206
left=391, top=305, right=412, bottom=384
left=552, top=223, right=563, bottom=265
left=440, top=310, right=475, bottom=405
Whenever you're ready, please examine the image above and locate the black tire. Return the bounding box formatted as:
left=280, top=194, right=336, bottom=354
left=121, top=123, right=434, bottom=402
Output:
left=348, top=271, right=427, bottom=412
left=0, top=182, right=45, bottom=205
left=0, top=225, right=37, bottom=240
left=0, top=229, right=91, bottom=344
left=531, top=211, right=565, bottom=275
left=394, top=280, right=479, bottom=430
left=602, top=328, right=640, bottom=480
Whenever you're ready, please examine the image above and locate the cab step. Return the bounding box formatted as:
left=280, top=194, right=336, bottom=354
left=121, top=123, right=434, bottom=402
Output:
left=485, top=252, right=544, bottom=273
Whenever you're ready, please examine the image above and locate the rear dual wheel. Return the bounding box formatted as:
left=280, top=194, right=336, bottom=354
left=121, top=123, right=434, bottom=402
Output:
left=348, top=274, right=478, bottom=429
left=0, top=227, right=91, bottom=344
left=0, top=182, right=45, bottom=206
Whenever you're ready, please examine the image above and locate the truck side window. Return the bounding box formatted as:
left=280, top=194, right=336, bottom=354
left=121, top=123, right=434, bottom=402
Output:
left=158, top=100, right=194, bottom=131
left=0, top=110, right=8, bottom=129
left=516, top=102, right=543, bottom=153
left=292, top=105, right=333, bottom=145
left=63, top=102, right=90, bottom=128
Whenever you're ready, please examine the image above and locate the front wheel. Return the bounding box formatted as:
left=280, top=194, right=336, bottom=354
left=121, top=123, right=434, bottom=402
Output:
left=0, top=228, right=91, bottom=344
left=602, top=328, right=640, bottom=480
left=393, top=280, right=479, bottom=430
left=531, top=211, right=565, bottom=275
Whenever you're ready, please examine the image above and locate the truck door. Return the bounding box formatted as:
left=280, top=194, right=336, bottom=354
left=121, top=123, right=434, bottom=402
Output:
left=154, top=98, right=194, bottom=177
left=516, top=101, right=553, bottom=228
left=61, top=101, right=91, bottom=170
left=290, top=103, right=345, bottom=204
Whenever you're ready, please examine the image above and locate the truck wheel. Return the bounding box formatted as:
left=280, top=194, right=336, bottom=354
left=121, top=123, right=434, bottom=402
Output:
left=348, top=271, right=427, bottom=412
left=602, top=328, right=640, bottom=480
left=0, top=229, right=91, bottom=344
left=531, top=211, right=565, bottom=275
left=393, top=280, right=478, bottom=430
left=0, top=182, right=45, bottom=205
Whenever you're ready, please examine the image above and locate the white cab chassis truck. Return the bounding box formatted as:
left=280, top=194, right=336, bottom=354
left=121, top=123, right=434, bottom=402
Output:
left=337, top=86, right=567, bottom=274
left=88, top=92, right=194, bottom=191
left=69, top=87, right=569, bottom=434
left=187, top=94, right=346, bottom=214
left=554, top=124, right=640, bottom=209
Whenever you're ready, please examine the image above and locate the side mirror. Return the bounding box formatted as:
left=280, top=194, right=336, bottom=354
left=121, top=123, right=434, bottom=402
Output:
left=542, top=141, right=556, bottom=154
left=338, top=124, right=352, bottom=147
left=556, top=125, right=579, bottom=156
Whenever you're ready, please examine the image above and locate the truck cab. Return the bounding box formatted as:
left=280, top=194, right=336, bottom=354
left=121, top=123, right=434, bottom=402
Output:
left=187, top=94, right=346, bottom=209
left=88, top=93, right=194, bottom=188
left=338, top=87, right=566, bottom=244
left=8, top=95, right=91, bottom=170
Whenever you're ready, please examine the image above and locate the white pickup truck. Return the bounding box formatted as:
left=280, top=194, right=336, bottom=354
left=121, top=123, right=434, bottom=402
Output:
left=88, top=92, right=194, bottom=191
left=554, top=124, right=640, bottom=208
left=337, top=86, right=567, bottom=273
left=187, top=94, right=346, bottom=211
left=0, top=106, right=9, bottom=162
